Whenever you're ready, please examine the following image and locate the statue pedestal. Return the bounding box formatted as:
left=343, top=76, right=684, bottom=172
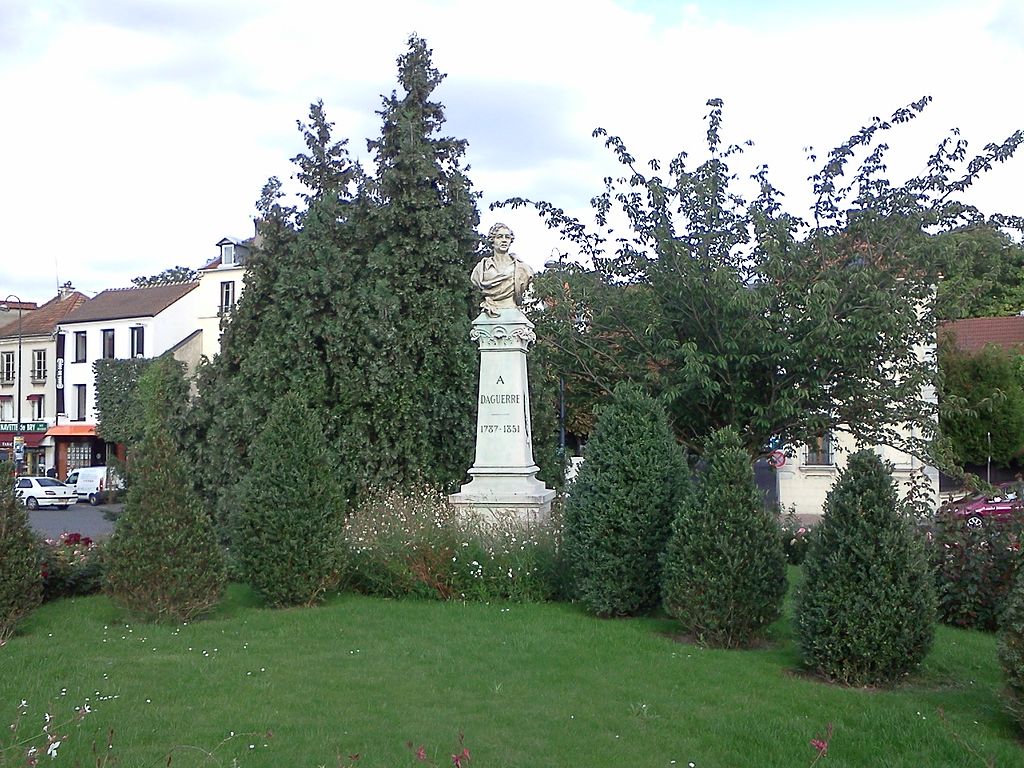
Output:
left=450, top=308, right=554, bottom=524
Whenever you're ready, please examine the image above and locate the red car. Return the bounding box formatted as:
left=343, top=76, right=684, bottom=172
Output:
left=940, top=483, right=1021, bottom=528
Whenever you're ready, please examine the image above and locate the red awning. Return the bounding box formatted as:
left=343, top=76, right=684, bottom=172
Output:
left=0, top=432, right=46, bottom=449
left=44, top=424, right=97, bottom=437
left=0, top=395, right=11, bottom=401
left=26, top=394, right=43, bottom=401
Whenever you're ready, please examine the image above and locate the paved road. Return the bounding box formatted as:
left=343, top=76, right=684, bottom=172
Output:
left=28, top=502, right=119, bottom=540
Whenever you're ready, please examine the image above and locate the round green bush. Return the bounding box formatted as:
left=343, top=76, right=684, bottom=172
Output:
left=1, top=462, right=42, bottom=645
left=231, top=392, right=347, bottom=607
left=562, top=383, right=688, bottom=617
left=662, top=427, right=787, bottom=648
left=795, top=450, right=936, bottom=685
left=998, top=567, right=1024, bottom=730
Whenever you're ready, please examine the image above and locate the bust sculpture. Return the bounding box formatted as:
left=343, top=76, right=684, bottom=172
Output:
left=471, top=223, right=535, bottom=317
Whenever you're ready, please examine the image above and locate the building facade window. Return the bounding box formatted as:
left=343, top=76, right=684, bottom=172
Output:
left=30, top=396, right=44, bottom=420
left=806, top=433, right=834, bottom=466
left=0, top=352, right=13, bottom=382
left=74, top=331, right=87, bottom=362
left=220, top=281, right=236, bottom=315
left=102, top=329, right=115, bottom=359
left=130, top=326, right=145, bottom=358
left=74, top=384, right=87, bottom=421
left=221, top=243, right=236, bottom=265
left=31, top=349, right=46, bottom=381
left=0, top=396, right=12, bottom=421
left=66, top=443, right=91, bottom=473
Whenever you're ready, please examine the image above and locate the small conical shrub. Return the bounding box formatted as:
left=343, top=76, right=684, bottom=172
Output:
left=795, top=449, right=935, bottom=685
left=1, top=461, right=42, bottom=645
left=562, top=383, right=688, bottom=617
left=104, top=357, right=226, bottom=621
left=231, top=392, right=347, bottom=607
left=662, top=427, right=787, bottom=647
left=999, top=568, right=1024, bottom=730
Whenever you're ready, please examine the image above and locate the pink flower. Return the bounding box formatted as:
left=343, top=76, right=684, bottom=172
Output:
left=416, top=746, right=427, bottom=761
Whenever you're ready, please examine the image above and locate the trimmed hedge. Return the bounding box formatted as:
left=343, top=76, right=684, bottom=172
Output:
left=231, top=392, right=347, bottom=607
left=1, top=461, right=42, bottom=645
left=662, top=427, right=787, bottom=647
left=562, top=383, right=688, bottom=617
left=795, top=450, right=936, bottom=685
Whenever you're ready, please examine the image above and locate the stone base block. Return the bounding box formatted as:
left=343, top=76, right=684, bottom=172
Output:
left=449, top=485, right=555, bottom=526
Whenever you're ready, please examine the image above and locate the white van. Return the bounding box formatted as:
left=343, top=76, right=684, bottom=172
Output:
left=65, top=466, right=121, bottom=506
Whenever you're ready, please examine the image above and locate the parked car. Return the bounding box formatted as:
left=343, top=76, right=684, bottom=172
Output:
left=938, top=482, right=1022, bottom=528
left=13, top=476, right=78, bottom=510
left=64, top=466, right=122, bottom=506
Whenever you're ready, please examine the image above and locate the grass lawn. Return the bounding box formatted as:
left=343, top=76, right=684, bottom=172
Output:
left=2, top=574, right=1022, bottom=768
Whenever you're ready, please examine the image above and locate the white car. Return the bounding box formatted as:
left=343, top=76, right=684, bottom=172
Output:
left=13, top=477, right=78, bottom=510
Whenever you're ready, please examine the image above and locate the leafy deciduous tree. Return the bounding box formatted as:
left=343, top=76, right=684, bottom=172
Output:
left=511, top=98, right=1023, bottom=464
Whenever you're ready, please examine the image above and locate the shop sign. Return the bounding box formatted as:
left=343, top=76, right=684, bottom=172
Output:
left=0, top=422, right=48, bottom=433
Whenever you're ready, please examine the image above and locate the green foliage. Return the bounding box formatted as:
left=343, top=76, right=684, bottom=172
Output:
left=779, top=508, right=812, bottom=566
left=231, top=392, right=347, bottom=607
left=661, top=427, right=787, bottom=647
left=0, top=461, right=41, bottom=645
left=103, top=357, right=226, bottom=622
left=939, top=342, right=1024, bottom=467
left=562, top=383, right=688, bottom=617
left=191, top=36, right=481, bottom=518
left=795, top=450, right=936, bottom=685
left=999, top=567, right=1024, bottom=730
left=93, top=358, right=152, bottom=445
left=40, top=532, right=103, bottom=602
left=344, top=486, right=562, bottom=602
left=131, top=265, right=199, bottom=287
left=930, top=508, right=1024, bottom=631
left=513, top=98, right=1024, bottom=463
left=933, top=225, right=1024, bottom=321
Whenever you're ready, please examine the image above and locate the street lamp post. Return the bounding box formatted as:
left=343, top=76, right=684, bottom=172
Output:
left=1, top=295, right=24, bottom=472
left=543, top=249, right=567, bottom=454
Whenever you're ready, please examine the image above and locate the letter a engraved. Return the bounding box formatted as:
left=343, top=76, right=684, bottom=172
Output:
left=496, top=376, right=505, bottom=384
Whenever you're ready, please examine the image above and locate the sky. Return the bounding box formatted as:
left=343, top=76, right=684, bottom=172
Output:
left=2, top=0, right=1023, bottom=304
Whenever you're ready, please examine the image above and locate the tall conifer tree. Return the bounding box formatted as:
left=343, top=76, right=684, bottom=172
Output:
left=191, top=37, right=481, bottom=515
left=333, top=34, right=480, bottom=491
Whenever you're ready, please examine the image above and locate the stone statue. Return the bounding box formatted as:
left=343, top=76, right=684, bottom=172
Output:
left=471, top=223, right=535, bottom=317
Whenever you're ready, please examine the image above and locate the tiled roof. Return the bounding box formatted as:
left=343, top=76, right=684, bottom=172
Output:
left=939, top=316, right=1024, bottom=354
left=0, top=292, right=89, bottom=339
left=61, top=282, right=199, bottom=324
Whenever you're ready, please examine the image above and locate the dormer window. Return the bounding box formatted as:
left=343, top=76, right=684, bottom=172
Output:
left=221, top=243, right=236, bottom=266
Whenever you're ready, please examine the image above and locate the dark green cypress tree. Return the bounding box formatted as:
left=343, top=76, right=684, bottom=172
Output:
left=189, top=105, right=360, bottom=521
left=104, top=356, right=226, bottom=622
left=795, top=449, right=936, bottom=685
left=562, top=383, right=688, bottom=616
left=192, top=39, right=480, bottom=513
left=661, top=427, right=787, bottom=648
left=231, top=392, right=347, bottom=607
left=333, top=34, right=480, bottom=492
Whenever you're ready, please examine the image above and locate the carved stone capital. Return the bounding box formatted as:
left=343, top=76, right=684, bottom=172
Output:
left=470, top=323, right=536, bottom=349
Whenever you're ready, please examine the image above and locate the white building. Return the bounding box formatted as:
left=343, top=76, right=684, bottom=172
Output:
left=51, top=282, right=202, bottom=478
left=195, top=237, right=250, bottom=360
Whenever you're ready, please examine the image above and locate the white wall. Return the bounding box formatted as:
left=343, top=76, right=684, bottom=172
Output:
left=58, top=288, right=203, bottom=423
left=195, top=264, right=247, bottom=360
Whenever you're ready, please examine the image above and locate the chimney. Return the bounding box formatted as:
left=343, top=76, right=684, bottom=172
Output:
left=58, top=281, right=75, bottom=300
